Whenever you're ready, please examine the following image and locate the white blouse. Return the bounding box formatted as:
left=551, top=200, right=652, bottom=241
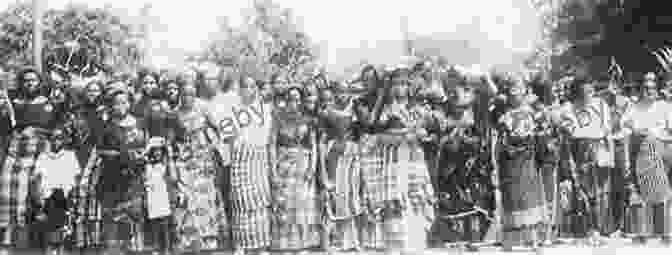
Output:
left=622, top=101, right=672, bottom=141
left=559, top=99, right=610, bottom=139
left=35, top=150, right=80, bottom=198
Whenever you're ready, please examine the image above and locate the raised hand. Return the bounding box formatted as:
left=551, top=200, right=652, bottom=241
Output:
left=652, top=47, right=672, bottom=72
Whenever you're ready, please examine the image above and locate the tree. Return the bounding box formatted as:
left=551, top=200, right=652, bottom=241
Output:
left=0, top=1, right=146, bottom=81
left=195, top=0, right=319, bottom=83
left=530, top=0, right=672, bottom=80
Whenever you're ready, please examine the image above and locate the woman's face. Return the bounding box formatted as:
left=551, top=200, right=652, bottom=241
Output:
left=447, top=84, right=475, bottom=107
left=641, top=80, right=658, bottom=100
left=275, top=76, right=289, bottom=89
left=363, top=69, right=377, bottom=92
left=181, top=84, right=197, bottom=107
left=320, top=89, right=335, bottom=110
left=165, top=81, right=180, bottom=101
left=286, top=89, right=302, bottom=112
left=22, top=71, right=41, bottom=96
left=142, top=75, right=159, bottom=96
left=260, top=83, right=273, bottom=102
left=509, top=82, right=527, bottom=104
left=50, top=129, right=66, bottom=152
left=85, top=83, right=102, bottom=103
left=391, top=83, right=409, bottom=105
left=304, top=94, right=318, bottom=113
left=239, top=77, right=257, bottom=101
left=577, top=82, right=595, bottom=100
left=111, top=93, right=131, bottom=117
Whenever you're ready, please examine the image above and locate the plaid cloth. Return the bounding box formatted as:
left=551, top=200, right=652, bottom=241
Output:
left=229, top=143, right=271, bottom=249
left=360, top=139, right=385, bottom=210
left=270, top=146, right=320, bottom=250
left=322, top=140, right=362, bottom=251
left=359, top=139, right=385, bottom=249
left=230, top=143, right=271, bottom=211
left=626, top=200, right=672, bottom=237
left=0, top=130, right=48, bottom=229
left=626, top=135, right=672, bottom=237
left=323, top=140, right=362, bottom=218
left=231, top=208, right=271, bottom=249
left=499, top=140, right=545, bottom=245
left=633, top=136, right=672, bottom=204
left=69, top=184, right=102, bottom=248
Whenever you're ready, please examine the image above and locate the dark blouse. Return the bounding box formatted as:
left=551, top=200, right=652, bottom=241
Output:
left=12, top=97, right=61, bottom=131
left=352, top=94, right=383, bottom=139
left=276, top=111, right=313, bottom=148
left=99, top=116, right=147, bottom=169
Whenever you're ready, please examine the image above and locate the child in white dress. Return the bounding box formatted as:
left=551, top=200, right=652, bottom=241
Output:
left=33, top=127, right=80, bottom=255
left=144, top=137, right=175, bottom=255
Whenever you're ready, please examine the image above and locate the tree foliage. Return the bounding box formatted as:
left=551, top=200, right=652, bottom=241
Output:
left=0, top=1, right=146, bottom=80
left=531, top=0, right=672, bottom=80
left=195, top=0, right=319, bottom=82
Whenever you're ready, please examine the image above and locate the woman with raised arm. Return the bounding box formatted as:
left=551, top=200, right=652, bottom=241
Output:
left=556, top=77, right=613, bottom=245
left=318, top=85, right=363, bottom=253
left=271, top=85, right=321, bottom=255
left=354, top=65, right=387, bottom=250
left=0, top=67, right=64, bottom=254
left=494, top=76, right=546, bottom=252
left=433, top=69, right=493, bottom=246
left=621, top=72, right=672, bottom=245
left=372, top=68, right=435, bottom=255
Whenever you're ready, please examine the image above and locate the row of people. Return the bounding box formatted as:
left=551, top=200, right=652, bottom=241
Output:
left=1, top=61, right=672, bottom=255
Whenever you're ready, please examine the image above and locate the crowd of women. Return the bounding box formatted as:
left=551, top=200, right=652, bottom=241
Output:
left=2, top=55, right=672, bottom=255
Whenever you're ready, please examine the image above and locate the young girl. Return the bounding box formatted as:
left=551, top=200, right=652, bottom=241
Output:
left=144, top=137, right=175, bottom=255
left=33, top=127, right=81, bottom=255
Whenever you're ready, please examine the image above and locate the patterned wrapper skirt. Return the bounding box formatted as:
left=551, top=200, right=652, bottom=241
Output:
left=359, top=137, right=386, bottom=250
left=95, top=161, right=146, bottom=243
left=322, top=140, right=362, bottom=250
left=70, top=184, right=103, bottom=248
left=499, top=144, right=545, bottom=246
left=174, top=142, right=225, bottom=250
left=271, top=146, right=321, bottom=250
left=364, top=143, right=434, bottom=251
left=0, top=130, right=48, bottom=238
left=229, top=142, right=272, bottom=250
left=536, top=136, right=559, bottom=236
left=567, top=138, right=613, bottom=235
left=626, top=135, right=672, bottom=237
left=611, top=140, right=629, bottom=231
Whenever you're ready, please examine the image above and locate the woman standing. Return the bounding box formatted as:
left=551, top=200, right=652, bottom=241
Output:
left=494, top=77, right=546, bottom=252
left=355, top=66, right=387, bottom=250
left=69, top=80, right=106, bottom=251
left=131, top=70, right=162, bottom=120
left=0, top=68, right=62, bottom=254
left=224, top=75, right=274, bottom=255
left=557, top=78, right=612, bottom=244
left=88, top=86, right=147, bottom=255
left=373, top=69, right=435, bottom=255
left=172, top=82, right=223, bottom=251
left=318, top=86, right=363, bottom=253
left=621, top=72, right=672, bottom=244
left=271, top=85, right=321, bottom=254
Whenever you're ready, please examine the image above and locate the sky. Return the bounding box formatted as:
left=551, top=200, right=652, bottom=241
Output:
left=0, top=0, right=543, bottom=73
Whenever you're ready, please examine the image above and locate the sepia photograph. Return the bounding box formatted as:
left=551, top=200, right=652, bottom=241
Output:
left=0, top=0, right=669, bottom=254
